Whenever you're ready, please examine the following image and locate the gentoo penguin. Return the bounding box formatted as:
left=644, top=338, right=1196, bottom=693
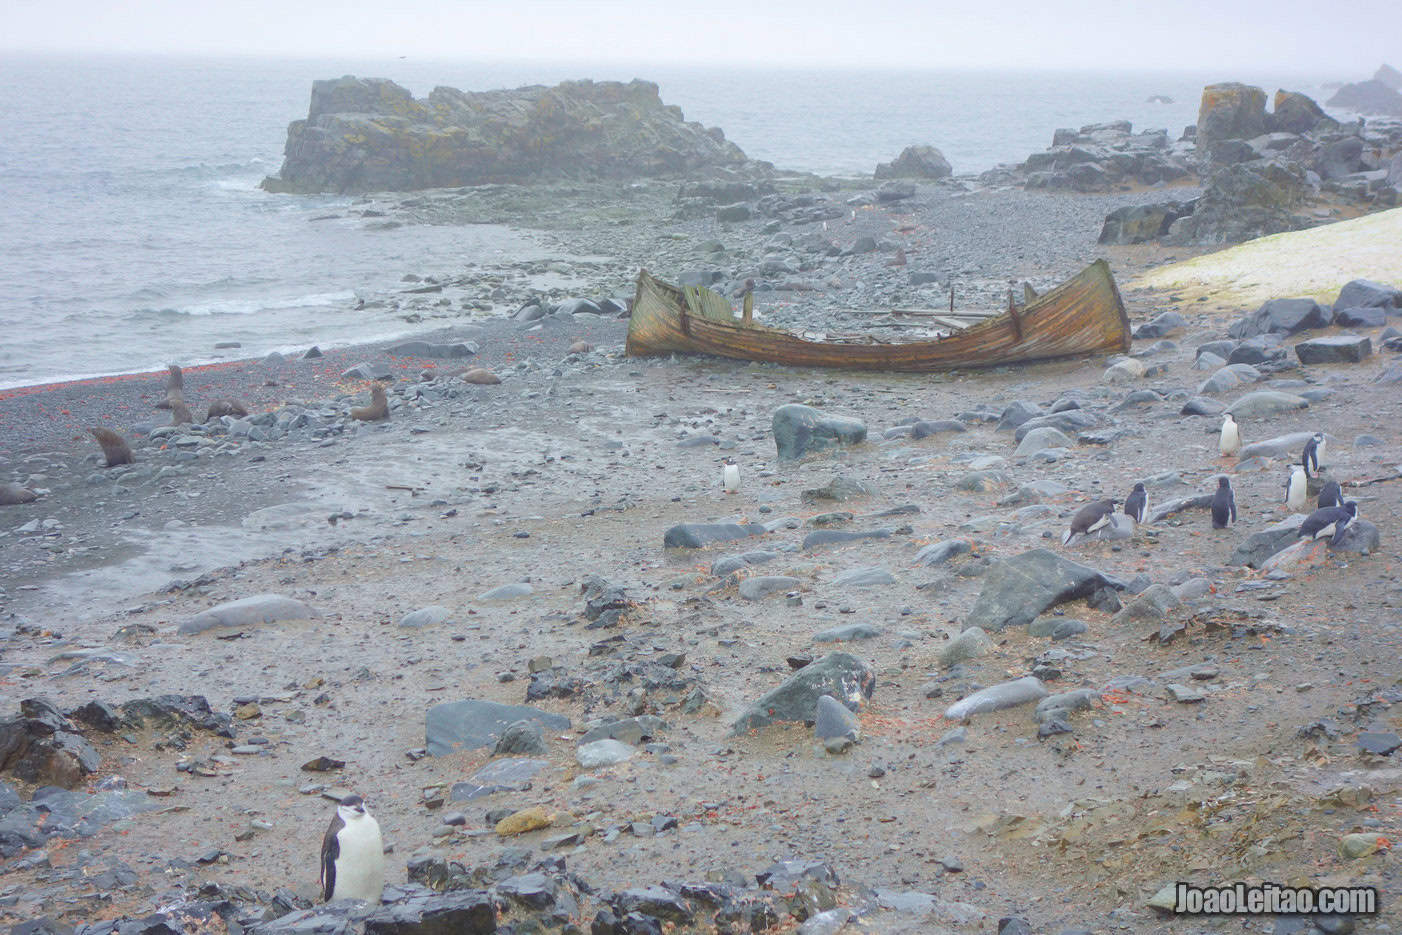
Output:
left=1301, top=432, right=1326, bottom=477
left=1123, top=482, right=1148, bottom=525
left=1063, top=499, right=1118, bottom=545
left=1299, top=500, right=1358, bottom=546
left=1283, top=465, right=1308, bottom=513
left=1317, top=479, right=1344, bottom=509
left=1218, top=413, right=1241, bottom=458
left=1210, top=476, right=1236, bottom=529
left=320, top=794, right=384, bottom=904
left=722, top=458, right=740, bottom=494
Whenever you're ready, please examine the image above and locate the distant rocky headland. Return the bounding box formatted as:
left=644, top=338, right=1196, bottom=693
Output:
left=261, top=75, right=766, bottom=194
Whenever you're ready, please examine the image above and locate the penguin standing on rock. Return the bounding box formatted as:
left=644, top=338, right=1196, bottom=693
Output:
left=1302, top=432, right=1326, bottom=477
left=1063, top=499, right=1118, bottom=545
left=1124, top=482, right=1148, bottom=525
left=1210, top=476, right=1237, bottom=529
left=1299, top=500, right=1358, bottom=547
left=321, top=794, right=384, bottom=904
left=1284, top=465, right=1308, bottom=513
left=1219, top=413, right=1241, bottom=459
left=1317, top=479, right=1344, bottom=509
left=722, top=458, right=740, bottom=494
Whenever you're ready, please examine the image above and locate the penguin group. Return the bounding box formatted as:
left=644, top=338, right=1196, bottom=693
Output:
left=1061, top=424, right=1363, bottom=558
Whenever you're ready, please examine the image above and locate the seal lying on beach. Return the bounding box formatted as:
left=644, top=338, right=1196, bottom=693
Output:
left=206, top=398, right=249, bottom=420
left=154, top=364, right=185, bottom=410
left=0, top=483, right=39, bottom=506
left=457, top=367, right=501, bottom=385
left=88, top=427, right=134, bottom=466
left=350, top=384, right=389, bottom=421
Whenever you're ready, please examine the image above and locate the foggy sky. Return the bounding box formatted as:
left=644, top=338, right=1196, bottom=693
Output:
left=7, top=0, right=1401, bottom=73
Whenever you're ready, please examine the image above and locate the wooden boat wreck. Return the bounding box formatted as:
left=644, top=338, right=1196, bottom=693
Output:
left=625, top=259, right=1130, bottom=372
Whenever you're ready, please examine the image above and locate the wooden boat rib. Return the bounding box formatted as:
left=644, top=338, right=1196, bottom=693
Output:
left=625, top=259, right=1130, bottom=372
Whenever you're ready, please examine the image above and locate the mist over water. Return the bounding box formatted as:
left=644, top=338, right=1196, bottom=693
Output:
left=0, top=53, right=1341, bottom=389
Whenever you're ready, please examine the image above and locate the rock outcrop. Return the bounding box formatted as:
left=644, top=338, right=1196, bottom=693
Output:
left=1327, top=79, right=1402, bottom=117
left=986, top=120, right=1193, bottom=191
left=263, top=76, right=758, bottom=194
left=874, top=145, right=952, bottom=180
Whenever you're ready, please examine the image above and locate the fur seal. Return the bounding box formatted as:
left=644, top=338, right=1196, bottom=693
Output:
left=170, top=401, right=193, bottom=425
left=0, top=483, right=39, bottom=506
left=350, top=384, right=389, bottom=421
left=206, top=399, right=249, bottom=421
left=459, top=368, right=501, bottom=385
left=88, top=427, right=133, bottom=466
left=155, top=364, right=185, bottom=410
left=568, top=340, right=594, bottom=355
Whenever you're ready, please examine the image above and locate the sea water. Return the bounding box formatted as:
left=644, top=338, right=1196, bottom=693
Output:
left=0, top=52, right=1339, bottom=389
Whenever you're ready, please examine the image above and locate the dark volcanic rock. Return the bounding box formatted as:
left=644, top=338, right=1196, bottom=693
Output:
left=1230, top=297, right=1334, bottom=338
left=1327, top=79, right=1402, bottom=117
left=1098, top=201, right=1193, bottom=245
left=965, top=549, right=1123, bottom=631
left=362, top=890, right=497, bottom=934
left=1335, top=278, right=1402, bottom=312
left=874, top=145, right=952, bottom=180
left=0, top=699, right=101, bottom=789
left=263, top=76, right=756, bottom=194
left=1268, top=90, right=1337, bottom=134
left=731, top=653, right=874, bottom=734
left=1228, top=515, right=1305, bottom=568
left=1295, top=335, right=1372, bottom=364
left=771, top=404, right=867, bottom=460
left=1167, top=161, right=1310, bottom=245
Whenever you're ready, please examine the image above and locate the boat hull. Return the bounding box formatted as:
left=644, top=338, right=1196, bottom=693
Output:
left=625, top=260, right=1130, bottom=372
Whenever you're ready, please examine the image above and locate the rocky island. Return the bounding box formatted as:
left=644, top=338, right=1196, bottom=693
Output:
left=261, top=76, right=763, bottom=194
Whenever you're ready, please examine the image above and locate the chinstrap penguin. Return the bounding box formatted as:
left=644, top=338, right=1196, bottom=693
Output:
left=1063, top=499, right=1118, bottom=545
left=1301, top=432, right=1327, bottom=477
left=1219, top=413, right=1241, bottom=458
left=1284, top=465, right=1308, bottom=513
left=1317, top=479, right=1344, bottom=509
left=722, top=458, right=740, bottom=494
left=1123, top=482, right=1148, bottom=524
left=1299, top=501, right=1358, bottom=546
left=321, top=794, right=384, bottom=903
left=1210, top=476, right=1236, bottom=529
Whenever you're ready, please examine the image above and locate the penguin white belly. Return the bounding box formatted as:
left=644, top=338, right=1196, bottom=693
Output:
left=332, top=818, right=384, bottom=902
left=722, top=464, right=740, bottom=493
left=1285, top=472, right=1307, bottom=512
left=1219, top=424, right=1239, bottom=457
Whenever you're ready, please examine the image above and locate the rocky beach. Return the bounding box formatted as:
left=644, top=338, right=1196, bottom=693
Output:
left=3, top=70, right=1402, bottom=935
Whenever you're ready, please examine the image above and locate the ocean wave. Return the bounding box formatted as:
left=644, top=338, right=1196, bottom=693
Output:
left=129, top=289, right=358, bottom=318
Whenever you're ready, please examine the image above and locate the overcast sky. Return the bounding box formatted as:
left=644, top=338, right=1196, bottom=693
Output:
left=6, top=0, right=1400, bottom=72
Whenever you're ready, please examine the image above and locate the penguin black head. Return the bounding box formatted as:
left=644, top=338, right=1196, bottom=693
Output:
left=1217, top=476, right=1231, bottom=487
left=339, top=794, right=366, bottom=814
left=1131, top=482, right=1145, bottom=492
left=1344, top=501, right=1359, bottom=517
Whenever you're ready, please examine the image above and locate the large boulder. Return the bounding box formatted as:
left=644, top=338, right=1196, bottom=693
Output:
left=1268, top=90, right=1336, bottom=134
left=964, top=549, right=1122, bottom=632
left=731, top=653, right=875, bottom=734
left=1295, top=335, right=1372, bottom=365
left=1197, top=83, right=1268, bottom=148
left=874, top=145, right=952, bottom=180
left=1097, top=202, right=1193, bottom=245
left=772, top=404, right=867, bottom=460
left=1229, top=515, right=1306, bottom=568
left=1229, top=297, right=1333, bottom=338
left=0, top=699, right=101, bottom=789
left=1316, top=137, right=1366, bottom=181
left=263, top=76, right=756, bottom=193
left=1168, top=160, right=1311, bottom=246
left=1334, top=279, right=1401, bottom=312
left=1326, top=79, right=1402, bottom=117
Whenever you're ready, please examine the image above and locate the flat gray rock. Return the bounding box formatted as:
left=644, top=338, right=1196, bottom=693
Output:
left=913, top=539, right=971, bottom=566
left=426, top=699, right=571, bottom=757
left=830, top=566, right=895, bottom=587
left=1226, top=390, right=1308, bottom=419
left=813, top=622, right=881, bottom=642
left=1228, top=514, right=1306, bottom=568
left=477, top=582, right=534, bottom=600
left=398, top=605, right=453, bottom=628
left=739, top=575, right=800, bottom=600
left=1295, top=335, right=1372, bottom=364
left=1014, top=426, right=1073, bottom=455
left=663, top=522, right=767, bottom=549
left=939, top=626, right=992, bottom=667
left=945, top=676, right=1048, bottom=720
left=802, top=528, right=892, bottom=550
left=711, top=550, right=780, bottom=576
left=179, top=594, right=321, bottom=635
left=576, top=738, right=635, bottom=768
left=1034, top=688, right=1099, bottom=723
left=578, top=715, right=667, bottom=745
left=449, top=757, right=549, bottom=800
